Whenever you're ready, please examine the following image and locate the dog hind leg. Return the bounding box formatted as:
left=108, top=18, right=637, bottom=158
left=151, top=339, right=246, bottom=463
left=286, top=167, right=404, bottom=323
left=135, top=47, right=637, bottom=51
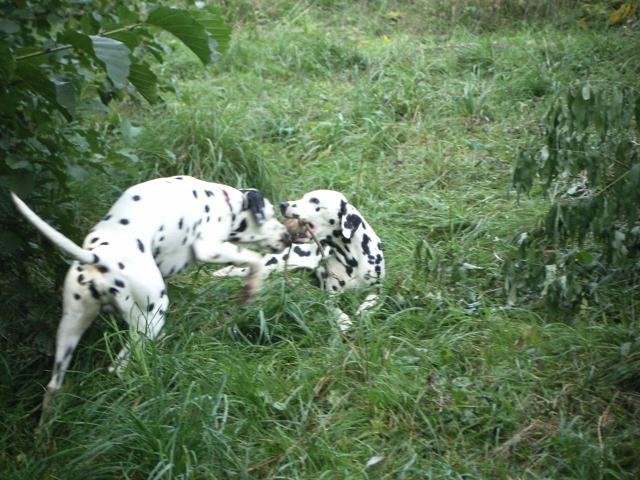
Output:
left=108, top=266, right=168, bottom=375
left=42, top=266, right=100, bottom=418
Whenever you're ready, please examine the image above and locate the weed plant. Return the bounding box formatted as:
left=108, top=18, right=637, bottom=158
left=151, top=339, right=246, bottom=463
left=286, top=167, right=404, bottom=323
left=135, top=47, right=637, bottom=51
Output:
left=2, top=1, right=639, bottom=479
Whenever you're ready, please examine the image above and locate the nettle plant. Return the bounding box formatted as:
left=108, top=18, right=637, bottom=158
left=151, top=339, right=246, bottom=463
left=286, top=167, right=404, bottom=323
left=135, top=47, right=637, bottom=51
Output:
left=0, top=0, right=230, bottom=253
left=507, top=83, right=640, bottom=310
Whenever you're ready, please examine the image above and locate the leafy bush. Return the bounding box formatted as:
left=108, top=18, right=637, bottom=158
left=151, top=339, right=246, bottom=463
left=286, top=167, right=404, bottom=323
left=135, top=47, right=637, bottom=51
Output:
left=507, top=83, right=640, bottom=311
left=0, top=0, right=230, bottom=368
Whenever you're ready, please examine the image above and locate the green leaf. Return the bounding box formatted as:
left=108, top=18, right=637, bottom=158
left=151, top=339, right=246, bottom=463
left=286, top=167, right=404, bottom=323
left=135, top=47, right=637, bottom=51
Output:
left=0, top=19, right=20, bottom=34
left=146, top=7, right=215, bottom=65
left=0, top=43, right=15, bottom=83
left=55, top=79, right=76, bottom=117
left=61, top=30, right=132, bottom=89
left=190, top=6, right=232, bottom=55
left=60, top=29, right=93, bottom=52
left=120, top=119, right=143, bottom=145
left=90, top=35, right=131, bottom=88
left=107, top=30, right=142, bottom=50
left=575, top=251, right=594, bottom=265
left=128, top=60, right=159, bottom=103
left=14, top=59, right=72, bottom=120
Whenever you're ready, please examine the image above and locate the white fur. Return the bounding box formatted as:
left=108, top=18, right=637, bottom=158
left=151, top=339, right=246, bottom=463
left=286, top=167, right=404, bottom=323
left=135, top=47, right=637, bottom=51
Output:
left=12, top=176, right=290, bottom=412
left=216, top=190, right=385, bottom=330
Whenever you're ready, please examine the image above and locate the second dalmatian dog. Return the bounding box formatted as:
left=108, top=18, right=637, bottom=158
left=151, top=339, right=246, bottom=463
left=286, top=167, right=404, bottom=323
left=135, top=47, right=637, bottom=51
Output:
left=11, top=176, right=290, bottom=410
left=215, top=190, right=385, bottom=330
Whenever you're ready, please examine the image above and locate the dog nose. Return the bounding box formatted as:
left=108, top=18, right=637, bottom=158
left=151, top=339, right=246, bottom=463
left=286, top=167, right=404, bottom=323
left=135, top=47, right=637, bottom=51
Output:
left=280, top=202, right=289, bottom=216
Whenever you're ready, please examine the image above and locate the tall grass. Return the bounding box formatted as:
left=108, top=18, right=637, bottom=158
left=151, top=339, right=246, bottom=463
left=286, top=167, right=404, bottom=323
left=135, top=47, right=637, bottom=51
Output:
left=3, top=1, right=639, bottom=479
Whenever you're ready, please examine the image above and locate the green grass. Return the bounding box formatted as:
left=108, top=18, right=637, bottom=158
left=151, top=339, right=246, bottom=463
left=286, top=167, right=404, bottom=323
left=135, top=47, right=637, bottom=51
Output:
left=3, top=2, right=640, bottom=479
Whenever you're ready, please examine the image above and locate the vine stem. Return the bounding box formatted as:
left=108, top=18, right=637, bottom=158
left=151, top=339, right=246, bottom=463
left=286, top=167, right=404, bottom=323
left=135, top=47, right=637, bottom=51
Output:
left=15, top=23, right=142, bottom=61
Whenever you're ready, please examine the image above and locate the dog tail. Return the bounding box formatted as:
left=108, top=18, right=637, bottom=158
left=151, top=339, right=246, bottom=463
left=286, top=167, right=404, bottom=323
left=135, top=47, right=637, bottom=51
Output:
left=11, top=192, right=97, bottom=265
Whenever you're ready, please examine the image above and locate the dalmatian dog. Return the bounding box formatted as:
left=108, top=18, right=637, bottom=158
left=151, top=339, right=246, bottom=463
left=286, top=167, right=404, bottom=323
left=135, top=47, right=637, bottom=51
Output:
left=215, top=190, right=385, bottom=330
left=11, top=176, right=290, bottom=410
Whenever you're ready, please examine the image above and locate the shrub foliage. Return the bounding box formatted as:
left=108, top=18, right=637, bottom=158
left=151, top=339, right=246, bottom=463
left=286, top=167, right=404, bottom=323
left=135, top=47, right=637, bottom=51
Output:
left=0, top=0, right=230, bottom=351
left=0, top=0, right=230, bottom=250
left=508, top=83, right=640, bottom=310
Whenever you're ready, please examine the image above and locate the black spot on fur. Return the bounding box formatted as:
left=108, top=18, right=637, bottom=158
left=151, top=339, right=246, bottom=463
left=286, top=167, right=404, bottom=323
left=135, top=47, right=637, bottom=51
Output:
left=182, top=237, right=187, bottom=245
left=77, top=274, right=85, bottom=284
left=361, top=235, right=371, bottom=255
left=346, top=265, right=354, bottom=276
left=375, top=254, right=383, bottom=265
left=159, top=309, right=167, bottom=317
left=97, top=265, right=109, bottom=273
left=73, top=293, right=81, bottom=300
left=329, top=219, right=335, bottom=225
left=342, top=214, right=362, bottom=234
left=332, top=286, right=338, bottom=291
left=206, top=216, right=210, bottom=223
left=375, top=265, right=382, bottom=276
left=175, top=176, right=183, bottom=180
left=265, top=257, right=278, bottom=266
left=133, top=195, right=141, bottom=201
left=119, top=218, right=129, bottom=225
left=347, top=258, right=358, bottom=267
left=148, top=303, right=155, bottom=312
left=93, top=254, right=100, bottom=264
left=293, top=246, right=312, bottom=257
left=159, top=236, right=165, bottom=242
left=159, top=225, right=164, bottom=232
left=178, top=218, right=184, bottom=229
left=160, top=289, right=166, bottom=297
left=104, top=214, right=112, bottom=221
left=76, top=266, right=83, bottom=272
left=339, top=200, right=347, bottom=217
left=205, top=205, right=210, bottom=213
left=118, top=262, right=125, bottom=270
left=205, top=190, right=214, bottom=197
left=100, top=241, right=109, bottom=246
left=89, top=283, right=100, bottom=299
left=309, top=197, right=320, bottom=204
left=235, top=218, right=248, bottom=232
left=109, top=287, right=119, bottom=295
left=90, top=237, right=99, bottom=244
left=283, top=253, right=290, bottom=261
left=154, top=247, right=161, bottom=258
left=137, top=239, right=145, bottom=253
left=192, top=190, right=198, bottom=199
left=115, top=279, right=125, bottom=288
left=339, top=280, right=346, bottom=287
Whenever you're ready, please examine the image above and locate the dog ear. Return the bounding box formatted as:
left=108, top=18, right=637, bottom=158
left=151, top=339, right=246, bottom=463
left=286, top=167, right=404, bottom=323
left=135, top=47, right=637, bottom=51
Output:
left=340, top=201, right=363, bottom=239
left=241, top=189, right=266, bottom=225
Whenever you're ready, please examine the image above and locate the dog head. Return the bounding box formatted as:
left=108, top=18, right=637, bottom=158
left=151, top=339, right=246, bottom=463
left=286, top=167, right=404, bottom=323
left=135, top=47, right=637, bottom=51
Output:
left=280, top=190, right=364, bottom=242
left=231, top=189, right=290, bottom=252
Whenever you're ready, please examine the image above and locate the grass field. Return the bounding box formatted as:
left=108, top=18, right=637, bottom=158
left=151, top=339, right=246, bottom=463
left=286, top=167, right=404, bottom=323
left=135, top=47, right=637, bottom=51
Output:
left=2, top=2, right=640, bottom=478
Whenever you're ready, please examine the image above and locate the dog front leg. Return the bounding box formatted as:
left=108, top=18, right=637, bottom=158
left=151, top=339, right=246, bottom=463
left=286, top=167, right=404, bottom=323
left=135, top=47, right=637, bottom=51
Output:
left=356, top=293, right=379, bottom=316
left=193, top=241, right=265, bottom=300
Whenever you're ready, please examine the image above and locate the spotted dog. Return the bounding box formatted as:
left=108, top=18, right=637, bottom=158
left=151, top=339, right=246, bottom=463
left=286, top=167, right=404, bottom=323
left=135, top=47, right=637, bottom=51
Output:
left=215, top=190, right=385, bottom=330
left=11, top=176, right=290, bottom=410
